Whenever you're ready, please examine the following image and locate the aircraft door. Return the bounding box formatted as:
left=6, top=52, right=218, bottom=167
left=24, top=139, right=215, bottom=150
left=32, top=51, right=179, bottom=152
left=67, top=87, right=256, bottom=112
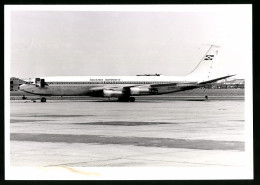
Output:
left=40, top=79, right=45, bottom=88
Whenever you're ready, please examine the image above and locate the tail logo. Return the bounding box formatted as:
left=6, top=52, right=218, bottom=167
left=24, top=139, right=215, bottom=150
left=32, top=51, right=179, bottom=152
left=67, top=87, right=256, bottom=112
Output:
left=204, top=55, right=214, bottom=60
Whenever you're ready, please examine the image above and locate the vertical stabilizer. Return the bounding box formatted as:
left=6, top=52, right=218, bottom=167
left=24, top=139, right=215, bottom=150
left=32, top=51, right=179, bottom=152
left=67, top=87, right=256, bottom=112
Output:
left=185, top=45, right=219, bottom=82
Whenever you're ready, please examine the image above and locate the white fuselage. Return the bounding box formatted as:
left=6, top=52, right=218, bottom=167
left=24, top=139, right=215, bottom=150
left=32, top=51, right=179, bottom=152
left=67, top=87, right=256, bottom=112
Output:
left=41, top=75, right=187, bottom=84
left=21, top=75, right=198, bottom=96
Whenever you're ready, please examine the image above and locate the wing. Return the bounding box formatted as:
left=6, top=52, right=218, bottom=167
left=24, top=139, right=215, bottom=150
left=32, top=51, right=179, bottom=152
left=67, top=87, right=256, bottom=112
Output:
left=87, top=82, right=196, bottom=97
left=150, top=82, right=199, bottom=94
left=87, top=74, right=235, bottom=97
left=87, top=85, right=138, bottom=97
left=149, top=74, right=236, bottom=94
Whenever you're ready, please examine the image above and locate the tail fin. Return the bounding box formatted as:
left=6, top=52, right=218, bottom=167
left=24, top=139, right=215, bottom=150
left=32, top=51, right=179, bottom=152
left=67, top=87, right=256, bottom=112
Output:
left=185, top=45, right=219, bottom=82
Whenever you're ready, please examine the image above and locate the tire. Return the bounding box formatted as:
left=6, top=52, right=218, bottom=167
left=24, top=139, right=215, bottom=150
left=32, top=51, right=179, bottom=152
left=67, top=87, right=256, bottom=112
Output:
left=129, top=97, right=135, bottom=102
left=41, top=97, right=46, bottom=102
left=118, top=96, right=129, bottom=102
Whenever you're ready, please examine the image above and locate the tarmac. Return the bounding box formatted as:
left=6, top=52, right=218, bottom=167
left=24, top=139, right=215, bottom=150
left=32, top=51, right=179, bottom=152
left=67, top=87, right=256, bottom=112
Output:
left=7, top=89, right=251, bottom=179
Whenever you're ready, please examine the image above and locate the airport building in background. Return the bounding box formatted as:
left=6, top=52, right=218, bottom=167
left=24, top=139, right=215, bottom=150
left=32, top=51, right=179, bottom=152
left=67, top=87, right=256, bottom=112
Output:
left=10, top=77, right=26, bottom=91
left=207, top=79, right=245, bottom=89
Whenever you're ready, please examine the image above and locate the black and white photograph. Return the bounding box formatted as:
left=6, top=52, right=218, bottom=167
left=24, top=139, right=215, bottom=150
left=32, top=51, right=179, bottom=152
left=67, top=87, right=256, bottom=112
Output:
left=5, top=5, right=253, bottom=180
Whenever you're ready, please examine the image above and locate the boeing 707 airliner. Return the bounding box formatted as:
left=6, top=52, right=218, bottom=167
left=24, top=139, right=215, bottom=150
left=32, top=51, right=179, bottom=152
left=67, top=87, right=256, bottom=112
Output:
left=20, top=45, right=234, bottom=102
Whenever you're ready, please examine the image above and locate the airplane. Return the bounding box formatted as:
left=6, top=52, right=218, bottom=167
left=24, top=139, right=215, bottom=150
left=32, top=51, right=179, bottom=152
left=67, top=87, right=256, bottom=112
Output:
left=20, top=45, right=234, bottom=102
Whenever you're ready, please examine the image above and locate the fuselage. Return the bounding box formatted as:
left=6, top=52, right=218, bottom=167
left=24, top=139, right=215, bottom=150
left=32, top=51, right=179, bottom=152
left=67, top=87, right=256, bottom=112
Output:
left=20, top=75, right=197, bottom=96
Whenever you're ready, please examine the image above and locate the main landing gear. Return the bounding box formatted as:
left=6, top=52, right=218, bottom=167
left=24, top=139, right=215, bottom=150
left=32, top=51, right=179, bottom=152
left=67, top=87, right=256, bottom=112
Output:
left=129, top=97, right=135, bottom=102
left=40, top=97, right=46, bottom=102
left=118, top=96, right=135, bottom=102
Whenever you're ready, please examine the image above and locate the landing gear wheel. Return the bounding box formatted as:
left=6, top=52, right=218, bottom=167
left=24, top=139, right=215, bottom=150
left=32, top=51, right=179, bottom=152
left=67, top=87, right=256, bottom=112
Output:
left=41, top=97, right=46, bottom=102
left=129, top=97, right=135, bottom=102
left=118, top=97, right=129, bottom=102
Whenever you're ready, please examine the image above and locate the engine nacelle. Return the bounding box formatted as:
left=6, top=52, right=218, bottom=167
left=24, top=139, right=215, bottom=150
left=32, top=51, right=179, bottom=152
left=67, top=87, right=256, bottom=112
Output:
left=103, top=90, right=123, bottom=97
left=130, top=87, right=152, bottom=96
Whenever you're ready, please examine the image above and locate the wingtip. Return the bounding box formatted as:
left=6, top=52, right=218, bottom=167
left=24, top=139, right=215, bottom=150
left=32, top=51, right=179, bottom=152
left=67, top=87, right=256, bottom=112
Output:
left=228, top=74, right=237, bottom=78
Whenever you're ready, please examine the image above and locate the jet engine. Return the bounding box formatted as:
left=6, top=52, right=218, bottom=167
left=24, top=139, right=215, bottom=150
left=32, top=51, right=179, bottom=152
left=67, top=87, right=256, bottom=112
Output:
left=103, top=89, right=123, bottom=97
left=130, top=87, right=154, bottom=95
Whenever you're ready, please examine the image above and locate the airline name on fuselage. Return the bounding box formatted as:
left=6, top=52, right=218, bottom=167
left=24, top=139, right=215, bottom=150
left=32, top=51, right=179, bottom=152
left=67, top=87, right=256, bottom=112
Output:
left=90, top=79, right=121, bottom=81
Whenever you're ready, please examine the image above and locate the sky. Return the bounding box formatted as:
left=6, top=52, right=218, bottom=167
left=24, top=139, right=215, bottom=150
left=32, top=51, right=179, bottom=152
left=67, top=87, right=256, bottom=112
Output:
left=6, top=5, right=252, bottom=79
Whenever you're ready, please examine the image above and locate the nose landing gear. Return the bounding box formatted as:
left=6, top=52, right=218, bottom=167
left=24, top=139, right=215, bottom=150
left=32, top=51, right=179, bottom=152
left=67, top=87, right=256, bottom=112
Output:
left=41, top=97, right=46, bottom=102
left=129, top=97, right=135, bottom=102
left=118, top=96, right=135, bottom=102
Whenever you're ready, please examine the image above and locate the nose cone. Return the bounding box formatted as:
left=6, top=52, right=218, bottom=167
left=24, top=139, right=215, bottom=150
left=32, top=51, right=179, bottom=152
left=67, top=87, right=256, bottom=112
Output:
left=19, top=84, right=26, bottom=91
left=20, top=84, right=31, bottom=92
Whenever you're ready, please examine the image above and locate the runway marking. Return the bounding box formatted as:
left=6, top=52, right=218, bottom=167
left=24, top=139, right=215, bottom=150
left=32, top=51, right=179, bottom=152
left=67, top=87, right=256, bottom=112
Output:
left=75, top=121, right=179, bottom=126
left=13, top=114, right=93, bottom=118
left=61, top=166, right=101, bottom=176
left=45, top=151, right=239, bottom=167
left=10, top=119, right=52, bottom=123
left=11, top=133, right=244, bottom=151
